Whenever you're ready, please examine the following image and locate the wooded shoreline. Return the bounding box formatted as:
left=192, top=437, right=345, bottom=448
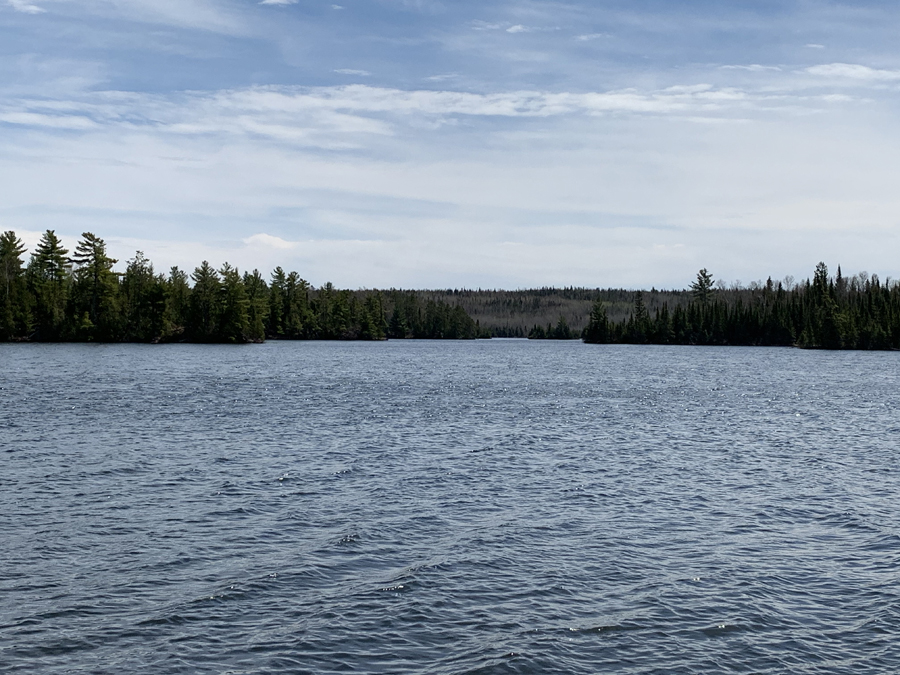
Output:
left=2, top=230, right=898, bottom=349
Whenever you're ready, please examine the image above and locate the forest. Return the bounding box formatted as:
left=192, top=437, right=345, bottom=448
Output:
left=580, top=266, right=900, bottom=350
left=0, top=230, right=485, bottom=343
left=2, top=229, right=898, bottom=349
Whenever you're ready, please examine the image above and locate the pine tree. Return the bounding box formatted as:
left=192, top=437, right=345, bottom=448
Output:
left=121, top=252, right=167, bottom=342
left=188, top=261, right=221, bottom=341
left=70, top=232, right=120, bottom=340
left=691, top=268, right=715, bottom=305
left=218, top=263, right=250, bottom=343
left=27, top=230, right=70, bottom=340
left=243, top=269, right=268, bottom=342
left=165, top=267, right=190, bottom=336
left=0, top=231, right=29, bottom=340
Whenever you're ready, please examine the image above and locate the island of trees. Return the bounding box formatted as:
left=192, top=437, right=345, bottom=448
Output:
left=1, top=229, right=898, bottom=349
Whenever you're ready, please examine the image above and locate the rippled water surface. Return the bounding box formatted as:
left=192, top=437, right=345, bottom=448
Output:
left=2, top=341, right=900, bottom=673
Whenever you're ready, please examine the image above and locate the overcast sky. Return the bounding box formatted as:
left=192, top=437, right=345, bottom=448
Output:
left=2, top=0, right=900, bottom=288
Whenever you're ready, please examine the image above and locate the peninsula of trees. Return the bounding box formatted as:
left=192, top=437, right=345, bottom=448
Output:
left=1, top=229, right=898, bottom=349
left=578, top=265, right=900, bottom=350
left=0, top=230, right=483, bottom=343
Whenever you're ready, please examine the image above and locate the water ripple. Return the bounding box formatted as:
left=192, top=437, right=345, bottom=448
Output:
left=2, top=342, right=899, bottom=673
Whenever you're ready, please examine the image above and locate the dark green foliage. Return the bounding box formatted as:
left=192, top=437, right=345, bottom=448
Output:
left=218, top=263, right=251, bottom=343
left=3, top=229, right=897, bottom=350
left=121, top=252, right=167, bottom=342
left=243, top=270, right=268, bottom=342
left=27, top=230, right=71, bottom=341
left=585, top=264, right=900, bottom=350
left=582, top=301, right=610, bottom=344
left=0, top=231, right=30, bottom=340
left=528, top=315, right=574, bottom=339
left=691, top=268, right=715, bottom=305
left=187, top=261, right=222, bottom=342
left=384, top=290, right=480, bottom=339
left=165, top=267, right=190, bottom=337
left=70, top=232, right=120, bottom=341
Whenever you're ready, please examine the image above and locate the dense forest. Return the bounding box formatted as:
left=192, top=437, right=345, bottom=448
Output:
left=0, top=230, right=485, bottom=343
left=2, top=229, right=898, bottom=349
left=581, top=266, right=900, bottom=350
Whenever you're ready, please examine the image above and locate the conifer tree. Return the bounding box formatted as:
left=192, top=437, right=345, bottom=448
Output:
left=121, top=252, right=166, bottom=342
left=583, top=300, right=609, bottom=343
left=165, top=267, right=190, bottom=336
left=27, top=230, right=70, bottom=340
left=71, top=232, right=120, bottom=340
left=691, top=268, right=715, bottom=305
left=188, top=261, right=221, bottom=341
left=243, top=269, right=268, bottom=342
left=0, top=231, right=29, bottom=340
left=218, top=263, right=250, bottom=343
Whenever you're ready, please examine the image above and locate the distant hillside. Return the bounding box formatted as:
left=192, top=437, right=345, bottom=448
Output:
left=366, top=288, right=695, bottom=338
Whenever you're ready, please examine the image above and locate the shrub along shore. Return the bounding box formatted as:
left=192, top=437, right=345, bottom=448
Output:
left=1, top=230, right=897, bottom=349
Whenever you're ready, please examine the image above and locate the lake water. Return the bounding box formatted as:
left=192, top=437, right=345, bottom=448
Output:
left=2, top=341, right=900, bottom=674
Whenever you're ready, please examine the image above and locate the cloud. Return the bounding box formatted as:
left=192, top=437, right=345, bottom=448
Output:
left=506, top=25, right=528, bottom=34
left=331, top=3, right=343, bottom=8
left=7, top=0, right=45, bottom=13
left=0, top=111, right=97, bottom=129
left=243, top=233, right=298, bottom=249
left=721, top=64, right=781, bottom=72
left=471, top=20, right=505, bottom=31
left=335, top=69, right=371, bottom=76
left=575, top=33, right=607, bottom=41
left=46, top=0, right=245, bottom=34
left=806, top=63, right=900, bottom=81
left=260, top=0, right=296, bottom=5
left=805, top=44, right=825, bottom=49
left=0, top=80, right=851, bottom=151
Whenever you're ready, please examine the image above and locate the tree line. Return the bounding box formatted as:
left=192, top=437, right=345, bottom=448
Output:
left=582, top=265, right=900, bottom=350
left=0, top=230, right=485, bottom=343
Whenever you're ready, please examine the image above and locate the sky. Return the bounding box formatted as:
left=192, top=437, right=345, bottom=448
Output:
left=2, top=0, right=900, bottom=289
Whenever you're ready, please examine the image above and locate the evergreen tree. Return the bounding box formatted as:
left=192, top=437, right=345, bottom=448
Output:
left=165, top=267, right=190, bottom=336
left=0, top=231, right=29, bottom=340
left=583, top=300, right=609, bottom=343
left=243, top=269, right=268, bottom=342
left=188, top=261, right=221, bottom=341
left=268, top=267, right=286, bottom=337
left=70, top=232, right=120, bottom=340
left=121, top=251, right=167, bottom=342
left=691, top=268, right=715, bottom=305
left=27, top=230, right=70, bottom=340
left=218, top=263, right=250, bottom=343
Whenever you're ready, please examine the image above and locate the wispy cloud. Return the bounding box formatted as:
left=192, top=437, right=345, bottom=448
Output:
left=0, top=80, right=855, bottom=155
left=335, top=69, right=371, bottom=76
left=805, top=44, right=825, bottom=49
left=806, top=63, right=900, bottom=81
left=721, top=64, right=781, bottom=72
left=575, top=33, right=607, bottom=41
left=471, top=20, right=505, bottom=31
left=7, top=0, right=45, bottom=13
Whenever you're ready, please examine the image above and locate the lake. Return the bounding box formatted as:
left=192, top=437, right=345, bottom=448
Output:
left=2, top=341, right=899, bottom=673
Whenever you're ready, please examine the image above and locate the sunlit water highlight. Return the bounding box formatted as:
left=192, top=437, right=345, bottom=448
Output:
left=2, top=341, right=899, bottom=673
